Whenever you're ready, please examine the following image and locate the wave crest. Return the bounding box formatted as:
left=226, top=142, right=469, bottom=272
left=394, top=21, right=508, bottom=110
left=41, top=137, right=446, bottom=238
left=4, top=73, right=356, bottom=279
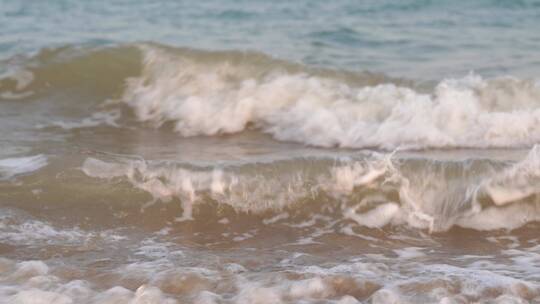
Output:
left=121, top=44, right=540, bottom=150
left=4, top=43, right=540, bottom=150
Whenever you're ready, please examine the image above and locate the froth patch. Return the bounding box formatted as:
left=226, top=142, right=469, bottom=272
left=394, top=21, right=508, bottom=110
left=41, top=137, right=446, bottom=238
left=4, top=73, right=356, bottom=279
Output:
left=0, top=208, right=126, bottom=248
left=0, top=68, right=34, bottom=100
left=483, top=145, right=540, bottom=205
left=0, top=155, right=47, bottom=180
left=35, top=110, right=121, bottom=130
left=0, top=259, right=179, bottom=304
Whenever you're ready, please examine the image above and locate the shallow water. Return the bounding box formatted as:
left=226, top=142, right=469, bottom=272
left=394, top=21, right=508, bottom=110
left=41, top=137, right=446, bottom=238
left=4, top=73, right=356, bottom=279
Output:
left=1, top=1, right=540, bottom=303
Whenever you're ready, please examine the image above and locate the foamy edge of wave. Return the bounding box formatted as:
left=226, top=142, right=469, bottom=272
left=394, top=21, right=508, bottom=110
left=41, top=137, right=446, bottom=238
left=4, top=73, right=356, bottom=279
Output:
left=0, top=155, right=48, bottom=180
left=119, top=45, right=540, bottom=150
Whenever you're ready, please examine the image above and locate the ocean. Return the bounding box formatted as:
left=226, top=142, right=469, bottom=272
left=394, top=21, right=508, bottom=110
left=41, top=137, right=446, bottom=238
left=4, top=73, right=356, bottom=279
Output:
left=1, top=1, right=540, bottom=303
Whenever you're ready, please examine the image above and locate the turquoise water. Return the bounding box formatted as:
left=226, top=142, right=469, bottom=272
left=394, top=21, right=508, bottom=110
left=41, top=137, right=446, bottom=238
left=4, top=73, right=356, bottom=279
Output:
left=1, top=0, right=540, bottom=79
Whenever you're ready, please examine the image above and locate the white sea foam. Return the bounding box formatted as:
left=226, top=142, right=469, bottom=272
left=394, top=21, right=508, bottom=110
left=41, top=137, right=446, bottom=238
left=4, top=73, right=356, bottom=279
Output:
left=483, top=145, right=540, bottom=205
left=0, top=155, right=47, bottom=180
left=393, top=247, right=426, bottom=259
left=345, top=202, right=400, bottom=228
left=1, top=244, right=539, bottom=304
left=121, top=45, right=540, bottom=150
left=447, top=145, right=540, bottom=230
left=0, top=259, right=179, bottom=304
left=0, top=209, right=127, bottom=251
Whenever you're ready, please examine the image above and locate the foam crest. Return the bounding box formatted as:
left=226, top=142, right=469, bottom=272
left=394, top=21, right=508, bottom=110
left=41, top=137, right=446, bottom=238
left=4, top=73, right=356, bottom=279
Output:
left=121, top=45, right=540, bottom=149
left=327, top=155, right=393, bottom=194
left=0, top=155, right=47, bottom=180
left=483, top=145, right=540, bottom=205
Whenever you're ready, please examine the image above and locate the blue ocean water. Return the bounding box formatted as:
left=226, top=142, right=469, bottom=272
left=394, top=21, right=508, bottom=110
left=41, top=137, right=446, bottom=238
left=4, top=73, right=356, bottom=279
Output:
left=1, top=0, right=540, bottom=80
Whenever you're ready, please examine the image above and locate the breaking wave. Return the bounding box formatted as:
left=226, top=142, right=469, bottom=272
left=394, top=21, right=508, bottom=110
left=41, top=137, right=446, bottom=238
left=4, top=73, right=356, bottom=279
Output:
left=3, top=43, right=540, bottom=150
left=76, top=146, right=540, bottom=232
left=122, top=44, right=540, bottom=150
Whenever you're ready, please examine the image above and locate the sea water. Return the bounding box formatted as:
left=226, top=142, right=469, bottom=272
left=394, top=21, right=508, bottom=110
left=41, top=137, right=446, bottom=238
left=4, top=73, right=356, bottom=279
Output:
left=1, top=1, right=540, bottom=303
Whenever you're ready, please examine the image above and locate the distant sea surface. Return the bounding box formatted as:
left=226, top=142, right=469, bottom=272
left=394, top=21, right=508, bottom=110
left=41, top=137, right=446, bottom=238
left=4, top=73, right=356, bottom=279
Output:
left=1, top=1, right=540, bottom=303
